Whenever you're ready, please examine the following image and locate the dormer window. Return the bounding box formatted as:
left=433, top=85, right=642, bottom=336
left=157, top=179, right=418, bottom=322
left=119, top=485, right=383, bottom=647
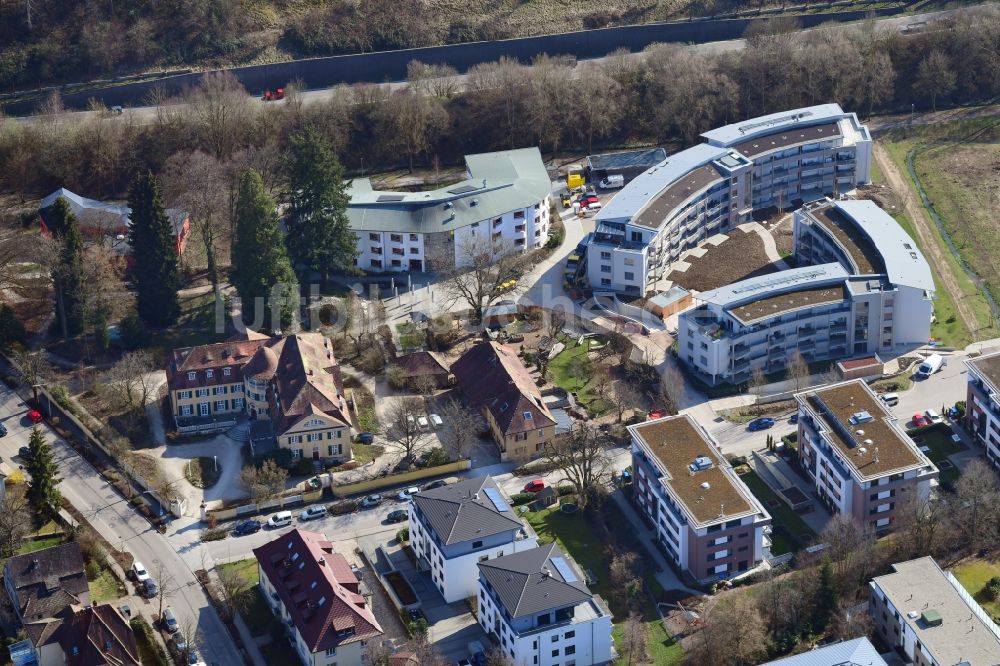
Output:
left=223, top=367, right=231, bottom=376
left=310, top=581, right=317, bottom=589
left=318, top=596, right=327, bottom=606
left=187, top=372, right=196, bottom=381
left=524, top=411, right=532, bottom=420
left=206, top=369, right=214, bottom=379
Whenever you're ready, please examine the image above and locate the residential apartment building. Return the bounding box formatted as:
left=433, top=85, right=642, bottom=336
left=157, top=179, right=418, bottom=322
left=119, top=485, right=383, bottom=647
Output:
left=451, top=342, right=557, bottom=461
left=627, top=415, right=771, bottom=582
left=254, top=529, right=383, bottom=666
left=795, top=380, right=937, bottom=531
left=409, top=476, right=538, bottom=603
left=964, top=350, right=1000, bottom=469
left=679, top=198, right=933, bottom=385
left=870, top=557, right=1000, bottom=666
left=477, top=544, right=614, bottom=666
left=588, top=104, right=872, bottom=294
left=167, top=331, right=354, bottom=464
left=759, top=637, right=885, bottom=666
left=348, top=148, right=551, bottom=273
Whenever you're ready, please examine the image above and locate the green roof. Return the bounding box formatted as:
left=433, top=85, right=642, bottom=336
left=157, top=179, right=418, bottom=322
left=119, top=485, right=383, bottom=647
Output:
left=347, top=148, right=550, bottom=235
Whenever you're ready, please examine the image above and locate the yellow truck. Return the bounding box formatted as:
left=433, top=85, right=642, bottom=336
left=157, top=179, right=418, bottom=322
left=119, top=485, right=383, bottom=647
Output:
left=564, top=164, right=585, bottom=190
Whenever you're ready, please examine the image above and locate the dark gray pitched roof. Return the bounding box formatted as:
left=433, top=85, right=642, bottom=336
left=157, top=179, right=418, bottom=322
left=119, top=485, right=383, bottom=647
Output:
left=411, top=476, right=524, bottom=546
left=477, top=544, right=593, bottom=618
left=4, top=543, right=88, bottom=621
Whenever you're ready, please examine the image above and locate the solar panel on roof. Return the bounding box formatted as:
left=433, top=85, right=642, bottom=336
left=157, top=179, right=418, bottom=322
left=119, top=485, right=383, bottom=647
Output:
left=550, top=556, right=577, bottom=582
left=376, top=194, right=405, bottom=202
left=447, top=184, right=478, bottom=195
left=483, top=487, right=509, bottom=512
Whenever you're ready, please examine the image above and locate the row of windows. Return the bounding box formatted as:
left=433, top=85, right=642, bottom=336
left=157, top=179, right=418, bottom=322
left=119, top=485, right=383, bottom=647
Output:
left=186, top=367, right=231, bottom=381
left=178, top=399, right=244, bottom=416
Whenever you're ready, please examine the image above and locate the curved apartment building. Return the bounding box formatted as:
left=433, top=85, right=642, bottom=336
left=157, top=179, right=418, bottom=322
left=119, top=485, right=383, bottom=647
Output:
left=348, top=148, right=552, bottom=273
left=587, top=104, right=872, bottom=294
left=679, top=198, right=934, bottom=386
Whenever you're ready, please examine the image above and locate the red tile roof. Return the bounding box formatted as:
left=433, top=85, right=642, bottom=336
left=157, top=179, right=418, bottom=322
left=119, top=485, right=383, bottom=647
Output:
left=451, top=342, right=555, bottom=435
left=253, top=530, right=382, bottom=654
left=391, top=351, right=449, bottom=379
left=270, top=334, right=352, bottom=434
left=166, top=339, right=267, bottom=390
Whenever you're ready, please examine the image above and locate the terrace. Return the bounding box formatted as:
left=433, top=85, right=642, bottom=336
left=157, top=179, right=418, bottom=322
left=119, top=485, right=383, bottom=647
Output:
left=730, top=285, right=848, bottom=325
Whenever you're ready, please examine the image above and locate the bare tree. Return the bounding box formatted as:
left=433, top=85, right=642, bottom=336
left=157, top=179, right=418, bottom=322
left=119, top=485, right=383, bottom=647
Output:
left=411, top=374, right=439, bottom=397
left=240, top=459, right=289, bottom=506
left=609, top=550, right=642, bottom=610
left=154, top=562, right=177, bottom=619
left=11, top=349, right=48, bottom=403
left=608, top=380, right=643, bottom=423
left=951, top=459, right=1000, bottom=555
left=0, top=484, right=32, bottom=558
left=748, top=366, right=767, bottom=400
left=620, top=612, right=648, bottom=666
left=104, top=351, right=157, bottom=411
left=658, top=363, right=686, bottom=416
left=893, top=491, right=952, bottom=560
left=435, top=238, right=530, bottom=324
left=378, top=88, right=449, bottom=173
left=544, top=308, right=567, bottom=340
left=186, top=71, right=254, bottom=160
left=385, top=398, right=429, bottom=461
left=541, top=425, right=613, bottom=509
left=484, top=646, right=514, bottom=666
left=215, top=564, right=248, bottom=621
left=786, top=349, right=810, bottom=393
left=407, top=60, right=461, bottom=99
left=437, top=398, right=481, bottom=460
left=914, top=49, right=956, bottom=112
left=689, top=593, right=770, bottom=666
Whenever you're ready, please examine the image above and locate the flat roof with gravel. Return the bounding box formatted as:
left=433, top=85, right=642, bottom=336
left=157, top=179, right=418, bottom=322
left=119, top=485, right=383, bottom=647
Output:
left=733, top=122, right=842, bottom=159
left=730, top=285, right=848, bottom=325
left=633, top=164, right=724, bottom=230
left=808, top=203, right=885, bottom=275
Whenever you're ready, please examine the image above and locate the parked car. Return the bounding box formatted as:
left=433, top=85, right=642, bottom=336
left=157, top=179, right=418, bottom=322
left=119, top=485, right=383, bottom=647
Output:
left=599, top=174, right=625, bottom=189
left=27, top=409, right=42, bottom=424
left=267, top=511, right=293, bottom=528
left=131, top=561, right=151, bottom=583
left=925, top=409, right=944, bottom=424
left=912, top=413, right=930, bottom=428
left=355, top=432, right=375, bottom=444
left=299, top=506, right=327, bottom=521
left=747, top=417, right=775, bottom=432
left=523, top=479, right=545, bottom=493
left=0, top=422, right=7, bottom=437
left=424, top=479, right=448, bottom=491
left=118, top=604, right=131, bottom=619
left=429, top=413, right=443, bottom=429
left=386, top=509, right=408, bottom=524
left=417, top=416, right=430, bottom=431
left=397, top=487, right=419, bottom=501
left=468, top=640, right=487, bottom=666
left=232, top=520, right=261, bottom=536
left=361, top=494, right=383, bottom=508
left=17, top=446, right=30, bottom=460
left=171, top=633, right=187, bottom=653
left=456, top=660, right=472, bottom=666
left=161, top=607, right=178, bottom=633
left=186, top=649, right=201, bottom=665
left=143, top=579, right=158, bottom=598
left=789, top=413, right=799, bottom=424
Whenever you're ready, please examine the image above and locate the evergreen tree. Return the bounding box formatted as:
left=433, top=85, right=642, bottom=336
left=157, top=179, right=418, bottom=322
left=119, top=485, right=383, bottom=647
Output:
left=55, top=215, right=85, bottom=338
left=0, top=304, right=26, bottom=349
left=813, top=560, right=838, bottom=631
left=231, top=170, right=299, bottom=329
left=25, top=426, right=61, bottom=524
left=43, top=196, right=74, bottom=238
left=283, top=127, right=358, bottom=282
left=127, top=172, right=180, bottom=327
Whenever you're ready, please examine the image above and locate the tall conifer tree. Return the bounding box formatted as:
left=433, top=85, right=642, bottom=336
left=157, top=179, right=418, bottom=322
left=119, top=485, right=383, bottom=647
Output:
left=128, top=172, right=180, bottom=326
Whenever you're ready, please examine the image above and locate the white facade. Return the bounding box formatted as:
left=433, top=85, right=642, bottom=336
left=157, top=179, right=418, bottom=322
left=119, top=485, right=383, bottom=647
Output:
left=477, top=587, right=614, bottom=666
left=964, top=352, right=1000, bottom=469
left=588, top=104, right=873, bottom=294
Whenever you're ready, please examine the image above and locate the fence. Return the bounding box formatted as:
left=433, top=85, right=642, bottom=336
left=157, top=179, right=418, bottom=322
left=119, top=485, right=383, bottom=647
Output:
left=330, top=459, right=471, bottom=497
left=207, top=488, right=325, bottom=522
left=1, top=5, right=905, bottom=115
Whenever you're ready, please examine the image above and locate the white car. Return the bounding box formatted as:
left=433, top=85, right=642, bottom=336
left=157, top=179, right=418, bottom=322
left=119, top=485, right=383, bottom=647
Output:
left=361, top=494, right=383, bottom=508
left=429, top=413, right=443, bottom=429
left=417, top=416, right=430, bottom=431
left=397, top=487, right=420, bottom=501
left=299, top=505, right=327, bottom=521
left=132, top=561, right=150, bottom=583
left=925, top=409, right=944, bottom=424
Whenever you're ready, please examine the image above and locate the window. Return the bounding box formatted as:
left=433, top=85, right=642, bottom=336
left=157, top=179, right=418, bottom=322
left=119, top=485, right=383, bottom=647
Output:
left=179, top=390, right=191, bottom=399
left=308, top=433, right=322, bottom=442
left=213, top=386, right=227, bottom=395
left=199, top=403, right=209, bottom=416
left=215, top=400, right=226, bottom=411
left=327, top=444, right=342, bottom=456
left=565, top=630, right=575, bottom=639
left=565, top=646, right=576, bottom=656
left=600, top=251, right=611, bottom=260
left=600, top=265, right=611, bottom=273
left=233, top=398, right=244, bottom=409
left=601, top=278, right=611, bottom=286
left=369, top=233, right=380, bottom=241
left=410, top=247, right=419, bottom=254
left=292, top=449, right=302, bottom=459
left=371, top=259, right=382, bottom=268
left=473, top=540, right=483, bottom=548
left=631, top=231, right=643, bottom=242
left=390, top=234, right=402, bottom=242
left=223, top=367, right=231, bottom=376
left=180, top=405, right=192, bottom=416
left=196, top=388, right=209, bottom=397
left=187, top=372, right=196, bottom=381
left=479, top=555, right=489, bottom=562
left=552, top=650, right=559, bottom=658
left=538, top=429, right=544, bottom=436
left=206, top=369, right=214, bottom=379
left=524, top=411, right=532, bottom=421
left=624, top=272, right=634, bottom=281
left=552, top=636, right=559, bottom=643
left=325, top=648, right=336, bottom=656
left=410, top=234, right=418, bottom=241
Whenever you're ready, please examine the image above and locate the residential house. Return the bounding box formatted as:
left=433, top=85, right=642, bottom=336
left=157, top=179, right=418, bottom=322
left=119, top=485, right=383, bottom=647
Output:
left=758, top=637, right=885, bottom=666
left=451, top=342, right=556, bottom=460
left=24, top=604, right=140, bottom=666
left=964, top=350, right=1000, bottom=470
left=477, top=544, right=614, bottom=666
left=628, top=415, right=771, bottom=582
left=870, top=557, right=1000, bottom=665
left=795, top=379, right=937, bottom=531
left=254, top=529, right=383, bottom=666
left=409, top=476, right=537, bottom=603
left=3, top=543, right=89, bottom=628
left=348, top=148, right=551, bottom=273
left=166, top=332, right=354, bottom=464
left=389, top=351, right=451, bottom=390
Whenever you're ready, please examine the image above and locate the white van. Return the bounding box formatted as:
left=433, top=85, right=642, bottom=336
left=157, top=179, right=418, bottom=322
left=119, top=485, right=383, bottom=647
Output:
left=267, top=511, right=292, bottom=528
left=599, top=174, right=625, bottom=189
left=881, top=393, right=899, bottom=407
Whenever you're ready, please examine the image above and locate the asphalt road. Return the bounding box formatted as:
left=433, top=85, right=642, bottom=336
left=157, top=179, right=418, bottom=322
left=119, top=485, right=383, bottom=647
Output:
left=0, top=386, right=242, bottom=666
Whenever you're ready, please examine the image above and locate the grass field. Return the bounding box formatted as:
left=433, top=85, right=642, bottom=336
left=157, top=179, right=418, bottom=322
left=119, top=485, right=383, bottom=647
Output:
left=951, top=558, right=1000, bottom=619
left=524, top=506, right=683, bottom=665
left=19, top=535, right=66, bottom=554
left=907, top=423, right=965, bottom=487
left=89, top=568, right=123, bottom=603
left=881, top=119, right=1000, bottom=347
left=184, top=456, right=223, bottom=489
left=217, top=559, right=273, bottom=636
left=548, top=336, right=611, bottom=415
left=738, top=470, right=816, bottom=555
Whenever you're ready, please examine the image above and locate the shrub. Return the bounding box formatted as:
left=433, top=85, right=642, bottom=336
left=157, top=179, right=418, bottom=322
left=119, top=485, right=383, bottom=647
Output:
left=988, top=576, right=1000, bottom=601
left=556, top=485, right=575, bottom=497
left=294, top=458, right=314, bottom=476
left=396, top=527, right=410, bottom=543
left=357, top=347, right=387, bottom=375
left=329, top=500, right=359, bottom=516
left=510, top=492, right=535, bottom=506
left=200, top=527, right=228, bottom=542
left=420, top=447, right=450, bottom=468
left=85, top=559, right=101, bottom=581
left=50, top=384, right=73, bottom=413
left=513, top=459, right=561, bottom=476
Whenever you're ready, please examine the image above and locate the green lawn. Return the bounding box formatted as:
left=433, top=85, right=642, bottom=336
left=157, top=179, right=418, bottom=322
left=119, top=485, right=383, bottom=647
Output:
left=739, top=470, right=816, bottom=555
left=351, top=442, right=384, bottom=464
left=951, top=558, right=1000, bottom=619
left=184, top=456, right=222, bottom=489
left=217, top=559, right=272, bottom=636
left=89, top=568, right=123, bottom=603
left=523, top=507, right=683, bottom=665
left=907, top=423, right=965, bottom=487
left=19, top=535, right=66, bottom=554
left=131, top=617, right=169, bottom=666
left=547, top=337, right=610, bottom=415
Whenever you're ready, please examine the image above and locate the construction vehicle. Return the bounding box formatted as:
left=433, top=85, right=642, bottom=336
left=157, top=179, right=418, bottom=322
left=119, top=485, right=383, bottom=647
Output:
left=262, top=87, right=285, bottom=101
left=564, top=164, right=585, bottom=190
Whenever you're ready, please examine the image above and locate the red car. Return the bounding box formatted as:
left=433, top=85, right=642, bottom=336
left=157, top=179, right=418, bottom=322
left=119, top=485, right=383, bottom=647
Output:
left=523, top=480, right=545, bottom=493
left=911, top=413, right=929, bottom=428
left=580, top=195, right=600, bottom=207
left=27, top=409, right=43, bottom=424
left=648, top=409, right=668, bottom=420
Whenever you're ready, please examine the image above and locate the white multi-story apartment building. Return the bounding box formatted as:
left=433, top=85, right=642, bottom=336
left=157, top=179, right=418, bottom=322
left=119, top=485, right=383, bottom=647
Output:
left=679, top=198, right=934, bottom=385
left=964, top=350, right=1000, bottom=470
left=477, top=544, right=614, bottom=666
left=588, top=104, right=872, bottom=294
left=628, top=415, right=771, bottom=582
left=409, top=476, right=537, bottom=603
left=347, top=148, right=552, bottom=273
left=870, top=557, right=1000, bottom=666
left=795, top=379, right=937, bottom=531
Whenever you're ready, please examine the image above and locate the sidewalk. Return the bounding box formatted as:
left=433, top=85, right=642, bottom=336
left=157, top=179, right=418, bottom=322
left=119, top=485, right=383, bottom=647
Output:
left=608, top=490, right=700, bottom=596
